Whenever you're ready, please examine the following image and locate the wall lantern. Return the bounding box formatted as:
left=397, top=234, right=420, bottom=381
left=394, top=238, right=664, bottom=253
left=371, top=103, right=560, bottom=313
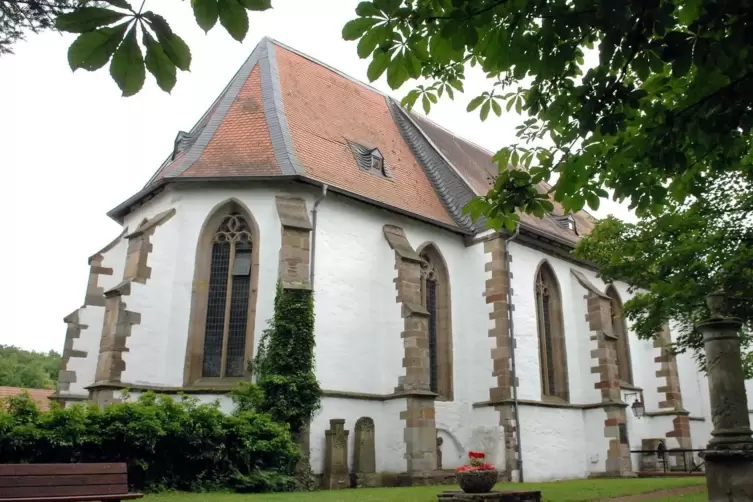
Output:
left=625, top=392, right=645, bottom=418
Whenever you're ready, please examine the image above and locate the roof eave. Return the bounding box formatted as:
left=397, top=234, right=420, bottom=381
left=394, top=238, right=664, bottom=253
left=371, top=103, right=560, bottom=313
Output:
left=107, top=175, right=470, bottom=234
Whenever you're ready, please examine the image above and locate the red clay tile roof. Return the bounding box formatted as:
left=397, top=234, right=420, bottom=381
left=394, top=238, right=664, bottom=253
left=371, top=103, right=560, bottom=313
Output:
left=0, top=386, right=54, bottom=411
left=274, top=45, right=455, bottom=227
left=114, top=37, right=595, bottom=243
left=183, top=65, right=281, bottom=178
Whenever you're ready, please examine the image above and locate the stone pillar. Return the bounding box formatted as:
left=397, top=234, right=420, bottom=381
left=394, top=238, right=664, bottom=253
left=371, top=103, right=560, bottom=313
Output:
left=698, top=293, right=753, bottom=501
left=322, top=419, right=349, bottom=490
left=383, top=224, right=437, bottom=477
left=572, top=270, right=633, bottom=476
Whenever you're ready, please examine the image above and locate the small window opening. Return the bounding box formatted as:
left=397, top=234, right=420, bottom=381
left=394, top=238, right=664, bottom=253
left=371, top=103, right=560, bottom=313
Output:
left=232, top=245, right=252, bottom=276
left=370, top=148, right=384, bottom=173
left=553, top=214, right=577, bottom=233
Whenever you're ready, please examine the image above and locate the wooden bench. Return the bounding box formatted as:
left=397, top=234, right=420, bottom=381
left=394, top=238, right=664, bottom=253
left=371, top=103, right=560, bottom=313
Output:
left=0, top=463, right=143, bottom=502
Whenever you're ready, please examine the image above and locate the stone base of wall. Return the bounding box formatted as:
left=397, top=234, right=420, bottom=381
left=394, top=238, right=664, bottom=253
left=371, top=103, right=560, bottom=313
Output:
left=437, top=491, right=542, bottom=502
left=587, top=471, right=639, bottom=479
left=319, top=470, right=507, bottom=489
left=350, top=473, right=382, bottom=488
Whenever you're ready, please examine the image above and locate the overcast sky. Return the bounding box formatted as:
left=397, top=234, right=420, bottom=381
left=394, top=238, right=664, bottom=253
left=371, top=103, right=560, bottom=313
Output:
left=0, top=0, right=633, bottom=353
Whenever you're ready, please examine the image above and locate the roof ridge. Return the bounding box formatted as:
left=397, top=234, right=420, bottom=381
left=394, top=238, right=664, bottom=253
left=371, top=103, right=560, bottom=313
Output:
left=260, top=38, right=306, bottom=176
left=410, top=110, right=498, bottom=158
left=388, top=99, right=479, bottom=233
left=163, top=41, right=268, bottom=179
left=264, top=36, right=390, bottom=100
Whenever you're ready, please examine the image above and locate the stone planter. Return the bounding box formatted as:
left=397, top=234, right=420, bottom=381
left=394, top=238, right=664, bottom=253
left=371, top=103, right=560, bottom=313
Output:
left=456, top=470, right=498, bottom=493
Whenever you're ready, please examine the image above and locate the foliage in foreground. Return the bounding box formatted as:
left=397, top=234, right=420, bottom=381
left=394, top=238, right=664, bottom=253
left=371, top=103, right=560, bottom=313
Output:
left=341, top=0, right=753, bottom=362
left=345, top=0, right=753, bottom=232
left=0, top=391, right=300, bottom=493
left=576, top=176, right=753, bottom=376
left=0, top=0, right=82, bottom=55
left=0, top=345, right=61, bottom=389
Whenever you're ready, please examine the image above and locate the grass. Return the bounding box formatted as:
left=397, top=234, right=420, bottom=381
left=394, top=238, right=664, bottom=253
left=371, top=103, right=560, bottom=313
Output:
left=143, top=477, right=706, bottom=501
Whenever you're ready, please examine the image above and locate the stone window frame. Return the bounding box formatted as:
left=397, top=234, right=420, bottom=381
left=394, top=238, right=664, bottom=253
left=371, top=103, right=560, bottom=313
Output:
left=606, top=285, right=634, bottom=386
left=534, top=260, right=570, bottom=403
left=183, top=199, right=260, bottom=387
left=416, top=242, right=454, bottom=401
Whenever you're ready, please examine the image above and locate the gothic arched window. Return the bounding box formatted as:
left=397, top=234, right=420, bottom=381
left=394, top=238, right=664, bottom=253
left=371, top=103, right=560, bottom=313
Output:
left=535, top=262, right=569, bottom=402
left=607, top=285, right=633, bottom=385
left=184, top=200, right=260, bottom=385
left=419, top=244, right=453, bottom=401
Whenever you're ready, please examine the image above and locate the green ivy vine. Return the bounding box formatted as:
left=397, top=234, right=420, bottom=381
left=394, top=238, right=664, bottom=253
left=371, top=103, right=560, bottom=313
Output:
left=253, top=282, right=321, bottom=436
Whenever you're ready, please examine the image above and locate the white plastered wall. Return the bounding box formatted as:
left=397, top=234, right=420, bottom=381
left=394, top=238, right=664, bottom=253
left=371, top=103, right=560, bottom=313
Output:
left=65, top=229, right=129, bottom=397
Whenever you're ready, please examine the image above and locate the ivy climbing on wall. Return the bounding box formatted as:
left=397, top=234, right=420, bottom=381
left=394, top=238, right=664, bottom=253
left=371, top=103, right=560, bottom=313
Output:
left=254, top=282, right=321, bottom=436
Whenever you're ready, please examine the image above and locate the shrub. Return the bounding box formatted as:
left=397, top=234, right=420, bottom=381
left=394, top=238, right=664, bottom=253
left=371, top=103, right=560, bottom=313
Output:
left=0, top=391, right=299, bottom=493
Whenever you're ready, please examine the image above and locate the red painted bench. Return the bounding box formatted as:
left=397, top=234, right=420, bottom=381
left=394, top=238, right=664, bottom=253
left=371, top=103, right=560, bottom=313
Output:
left=0, top=463, right=143, bottom=501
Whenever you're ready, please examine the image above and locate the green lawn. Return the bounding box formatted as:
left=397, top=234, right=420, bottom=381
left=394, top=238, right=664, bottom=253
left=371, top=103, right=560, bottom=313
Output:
left=144, top=477, right=705, bottom=501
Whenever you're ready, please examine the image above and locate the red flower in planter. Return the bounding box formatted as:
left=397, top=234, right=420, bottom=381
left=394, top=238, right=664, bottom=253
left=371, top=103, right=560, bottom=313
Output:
left=456, top=451, right=496, bottom=472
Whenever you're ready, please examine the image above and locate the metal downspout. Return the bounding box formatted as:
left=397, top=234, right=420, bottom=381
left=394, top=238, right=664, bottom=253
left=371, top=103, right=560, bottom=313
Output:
left=504, top=224, right=523, bottom=482
left=310, top=184, right=328, bottom=290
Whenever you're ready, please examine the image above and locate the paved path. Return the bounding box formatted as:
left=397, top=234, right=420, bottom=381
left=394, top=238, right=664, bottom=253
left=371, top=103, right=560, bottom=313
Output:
left=594, top=485, right=705, bottom=501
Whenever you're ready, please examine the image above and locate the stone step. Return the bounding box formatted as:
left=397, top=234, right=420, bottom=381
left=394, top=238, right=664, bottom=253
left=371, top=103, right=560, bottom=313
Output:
left=437, top=490, right=542, bottom=501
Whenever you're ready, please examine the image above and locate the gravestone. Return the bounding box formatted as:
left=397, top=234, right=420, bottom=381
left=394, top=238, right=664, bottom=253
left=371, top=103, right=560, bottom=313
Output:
left=322, top=419, right=349, bottom=490
left=352, top=417, right=379, bottom=488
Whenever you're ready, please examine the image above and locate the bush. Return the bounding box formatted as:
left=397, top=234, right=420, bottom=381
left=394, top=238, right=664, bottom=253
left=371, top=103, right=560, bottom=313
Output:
left=0, top=391, right=300, bottom=493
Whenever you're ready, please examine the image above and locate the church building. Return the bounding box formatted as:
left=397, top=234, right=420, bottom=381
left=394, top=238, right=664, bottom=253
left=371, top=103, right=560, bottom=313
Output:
left=54, top=37, right=725, bottom=482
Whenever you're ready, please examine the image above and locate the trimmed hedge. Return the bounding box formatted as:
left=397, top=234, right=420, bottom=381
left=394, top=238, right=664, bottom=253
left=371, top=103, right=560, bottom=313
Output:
left=0, top=391, right=300, bottom=493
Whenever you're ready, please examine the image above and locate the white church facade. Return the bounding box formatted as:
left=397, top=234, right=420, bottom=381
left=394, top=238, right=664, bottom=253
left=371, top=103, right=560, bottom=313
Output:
left=54, top=37, right=734, bottom=482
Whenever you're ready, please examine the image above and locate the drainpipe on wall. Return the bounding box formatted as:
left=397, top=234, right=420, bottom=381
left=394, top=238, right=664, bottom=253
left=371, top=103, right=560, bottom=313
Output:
left=310, top=184, right=329, bottom=290
left=504, top=223, right=523, bottom=482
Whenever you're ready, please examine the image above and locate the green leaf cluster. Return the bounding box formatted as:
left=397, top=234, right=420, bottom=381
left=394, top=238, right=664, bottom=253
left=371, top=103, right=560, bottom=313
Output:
left=575, top=175, right=753, bottom=375
left=342, top=0, right=753, bottom=222
left=254, top=283, right=321, bottom=437
left=0, top=345, right=61, bottom=390
left=56, top=0, right=272, bottom=96
left=0, top=391, right=299, bottom=493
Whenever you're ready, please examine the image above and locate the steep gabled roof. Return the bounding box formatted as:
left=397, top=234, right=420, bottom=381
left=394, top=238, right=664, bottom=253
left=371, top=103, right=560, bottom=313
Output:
left=110, top=37, right=594, bottom=243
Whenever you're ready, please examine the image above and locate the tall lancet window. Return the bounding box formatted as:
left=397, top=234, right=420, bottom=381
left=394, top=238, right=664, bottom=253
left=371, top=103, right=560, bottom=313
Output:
left=184, top=200, right=260, bottom=386
left=607, top=286, right=633, bottom=385
left=203, top=213, right=253, bottom=378
left=419, top=244, right=453, bottom=401
left=535, top=262, right=569, bottom=402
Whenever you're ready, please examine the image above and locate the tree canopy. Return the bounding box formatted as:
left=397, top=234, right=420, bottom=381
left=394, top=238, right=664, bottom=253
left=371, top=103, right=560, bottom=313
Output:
left=338, top=0, right=753, bottom=368
left=0, top=345, right=61, bottom=389
left=0, top=0, right=81, bottom=55
left=343, top=0, right=752, bottom=230
left=574, top=176, right=753, bottom=376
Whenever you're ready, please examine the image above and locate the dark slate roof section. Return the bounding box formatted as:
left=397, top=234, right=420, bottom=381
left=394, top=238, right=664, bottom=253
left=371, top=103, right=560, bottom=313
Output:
left=162, top=42, right=266, bottom=179
left=261, top=38, right=306, bottom=176
left=387, top=98, right=479, bottom=233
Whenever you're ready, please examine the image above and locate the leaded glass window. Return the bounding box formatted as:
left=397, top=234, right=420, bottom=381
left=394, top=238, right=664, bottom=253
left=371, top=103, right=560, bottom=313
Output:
left=420, top=245, right=453, bottom=400
left=535, top=263, right=569, bottom=401
left=202, top=213, right=253, bottom=378
left=607, top=286, right=633, bottom=385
